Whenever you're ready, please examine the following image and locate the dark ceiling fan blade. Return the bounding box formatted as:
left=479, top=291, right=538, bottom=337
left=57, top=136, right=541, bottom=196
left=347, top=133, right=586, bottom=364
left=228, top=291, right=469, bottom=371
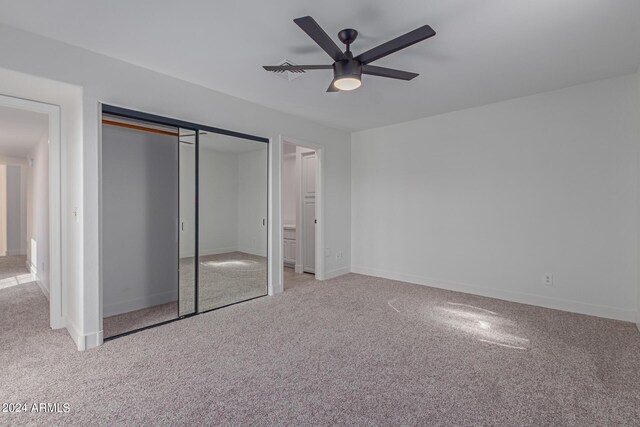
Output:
left=294, top=16, right=346, bottom=61
left=326, top=81, right=339, bottom=92
left=263, top=65, right=333, bottom=73
left=355, top=25, right=436, bottom=65
left=362, top=65, right=418, bottom=80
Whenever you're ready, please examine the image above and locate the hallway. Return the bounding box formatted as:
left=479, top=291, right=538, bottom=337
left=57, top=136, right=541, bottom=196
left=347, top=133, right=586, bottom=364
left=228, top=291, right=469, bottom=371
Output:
left=0, top=255, right=32, bottom=289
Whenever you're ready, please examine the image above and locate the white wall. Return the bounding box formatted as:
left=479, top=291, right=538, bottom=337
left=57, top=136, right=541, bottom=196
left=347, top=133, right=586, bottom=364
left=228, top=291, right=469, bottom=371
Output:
left=198, top=147, right=239, bottom=256
left=102, top=124, right=178, bottom=317
left=0, top=23, right=351, bottom=348
left=20, top=164, right=27, bottom=256
left=237, top=147, right=268, bottom=256
left=179, top=144, right=196, bottom=258
left=185, top=145, right=268, bottom=258
left=0, top=165, right=6, bottom=255
left=26, top=133, right=49, bottom=292
left=352, top=74, right=640, bottom=322
left=0, top=162, right=27, bottom=258
left=5, top=164, right=23, bottom=255
left=637, top=70, right=640, bottom=330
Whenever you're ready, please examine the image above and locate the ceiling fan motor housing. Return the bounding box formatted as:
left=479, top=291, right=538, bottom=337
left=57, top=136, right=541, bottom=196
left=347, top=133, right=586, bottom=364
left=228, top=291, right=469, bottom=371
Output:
left=333, top=59, right=362, bottom=81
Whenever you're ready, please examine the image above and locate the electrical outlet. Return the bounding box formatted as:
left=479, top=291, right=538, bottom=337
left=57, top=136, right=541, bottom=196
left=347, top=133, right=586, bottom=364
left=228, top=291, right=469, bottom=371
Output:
left=336, top=251, right=343, bottom=260
left=543, top=274, right=553, bottom=286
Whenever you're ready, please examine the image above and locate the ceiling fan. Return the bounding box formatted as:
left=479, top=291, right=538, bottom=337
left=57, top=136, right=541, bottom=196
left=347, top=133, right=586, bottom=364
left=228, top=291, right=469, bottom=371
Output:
left=263, top=16, right=436, bottom=92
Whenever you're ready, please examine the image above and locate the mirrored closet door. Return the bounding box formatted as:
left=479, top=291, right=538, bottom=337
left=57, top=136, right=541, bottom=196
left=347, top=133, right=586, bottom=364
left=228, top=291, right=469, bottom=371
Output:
left=197, top=132, right=268, bottom=312
left=101, top=115, right=181, bottom=338
left=101, top=105, right=269, bottom=339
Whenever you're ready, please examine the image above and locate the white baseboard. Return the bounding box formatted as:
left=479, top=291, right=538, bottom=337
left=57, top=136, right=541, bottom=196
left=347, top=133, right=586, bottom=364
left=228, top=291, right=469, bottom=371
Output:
left=324, top=266, right=351, bottom=280
left=28, top=262, right=49, bottom=300
left=103, top=290, right=178, bottom=317
left=237, top=247, right=267, bottom=257
left=66, top=316, right=102, bottom=351
left=36, top=277, right=49, bottom=301
left=180, top=247, right=239, bottom=258
left=351, top=266, right=636, bottom=322
left=6, top=249, right=27, bottom=256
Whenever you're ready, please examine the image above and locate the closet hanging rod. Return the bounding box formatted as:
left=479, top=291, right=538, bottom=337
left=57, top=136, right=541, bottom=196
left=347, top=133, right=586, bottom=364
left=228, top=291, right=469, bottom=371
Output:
left=102, top=119, right=179, bottom=137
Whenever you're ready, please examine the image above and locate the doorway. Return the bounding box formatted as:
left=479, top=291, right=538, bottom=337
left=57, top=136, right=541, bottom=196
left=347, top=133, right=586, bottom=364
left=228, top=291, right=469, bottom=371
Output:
left=0, top=94, right=61, bottom=331
left=281, top=138, right=322, bottom=290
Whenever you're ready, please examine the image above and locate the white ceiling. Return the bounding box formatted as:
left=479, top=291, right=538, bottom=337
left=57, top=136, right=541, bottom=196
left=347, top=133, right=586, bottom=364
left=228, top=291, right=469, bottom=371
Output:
left=1, top=0, right=639, bottom=131
left=0, top=106, right=48, bottom=157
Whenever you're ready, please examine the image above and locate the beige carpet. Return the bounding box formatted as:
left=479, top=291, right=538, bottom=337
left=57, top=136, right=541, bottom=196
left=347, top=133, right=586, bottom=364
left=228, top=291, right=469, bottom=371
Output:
left=179, top=251, right=267, bottom=315
left=102, top=302, right=178, bottom=338
left=0, top=255, right=32, bottom=289
left=2, top=272, right=640, bottom=426
left=284, top=266, right=315, bottom=290
left=103, top=252, right=267, bottom=337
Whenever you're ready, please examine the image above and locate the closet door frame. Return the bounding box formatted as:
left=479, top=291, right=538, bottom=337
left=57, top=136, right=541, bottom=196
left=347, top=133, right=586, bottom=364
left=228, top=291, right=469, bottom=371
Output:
left=100, top=104, right=269, bottom=339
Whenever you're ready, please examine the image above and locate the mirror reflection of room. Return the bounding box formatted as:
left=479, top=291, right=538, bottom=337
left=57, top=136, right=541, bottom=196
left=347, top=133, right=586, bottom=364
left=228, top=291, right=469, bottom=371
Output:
left=102, top=117, right=269, bottom=338
left=184, top=132, right=268, bottom=313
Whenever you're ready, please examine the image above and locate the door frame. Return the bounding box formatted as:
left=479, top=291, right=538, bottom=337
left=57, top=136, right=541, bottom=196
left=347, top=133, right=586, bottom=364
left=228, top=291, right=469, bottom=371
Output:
left=279, top=136, right=325, bottom=282
left=299, top=150, right=316, bottom=274
left=0, top=94, right=64, bottom=329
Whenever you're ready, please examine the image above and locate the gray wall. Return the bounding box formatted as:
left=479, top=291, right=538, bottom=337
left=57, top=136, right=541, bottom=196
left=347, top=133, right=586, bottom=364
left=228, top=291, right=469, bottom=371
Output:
left=102, top=124, right=178, bottom=317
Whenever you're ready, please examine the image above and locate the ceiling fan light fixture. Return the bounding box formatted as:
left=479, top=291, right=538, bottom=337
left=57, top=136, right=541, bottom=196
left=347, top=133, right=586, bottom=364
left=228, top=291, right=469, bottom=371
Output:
left=333, top=76, right=361, bottom=91
left=332, top=59, right=362, bottom=91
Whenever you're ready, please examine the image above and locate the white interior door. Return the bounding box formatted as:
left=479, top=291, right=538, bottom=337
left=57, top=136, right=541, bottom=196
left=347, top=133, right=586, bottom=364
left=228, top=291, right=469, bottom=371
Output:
left=301, top=152, right=316, bottom=273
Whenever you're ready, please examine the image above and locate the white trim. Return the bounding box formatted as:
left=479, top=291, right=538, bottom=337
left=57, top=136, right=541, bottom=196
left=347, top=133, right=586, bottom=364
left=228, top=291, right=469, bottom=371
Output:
left=237, top=247, right=267, bottom=257
left=0, top=94, right=63, bottom=330
left=0, top=155, right=28, bottom=166
left=65, top=315, right=83, bottom=350
left=5, top=249, right=27, bottom=256
left=324, top=267, right=350, bottom=280
left=103, top=289, right=178, bottom=317
left=279, top=136, right=325, bottom=289
left=29, top=260, right=50, bottom=300
left=66, top=316, right=103, bottom=351
left=351, top=266, right=637, bottom=322
left=267, top=137, right=275, bottom=296
left=36, top=276, right=50, bottom=301
left=180, top=246, right=239, bottom=258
